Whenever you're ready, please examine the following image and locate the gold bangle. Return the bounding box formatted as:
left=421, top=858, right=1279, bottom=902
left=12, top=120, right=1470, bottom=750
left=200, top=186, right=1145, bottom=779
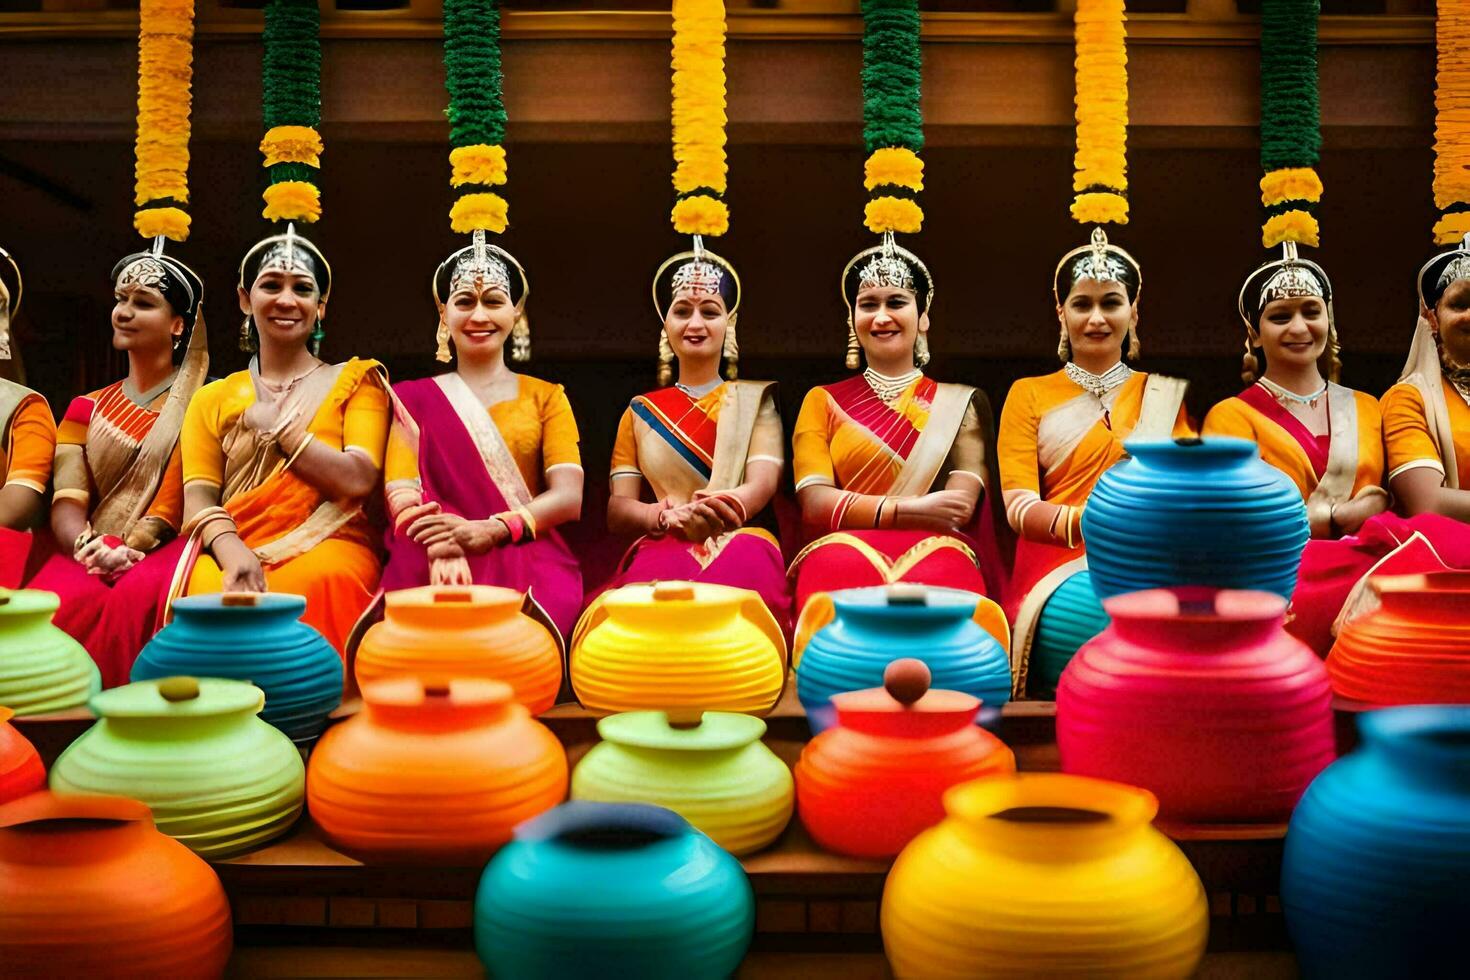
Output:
left=515, top=506, right=538, bottom=541
left=284, top=432, right=316, bottom=468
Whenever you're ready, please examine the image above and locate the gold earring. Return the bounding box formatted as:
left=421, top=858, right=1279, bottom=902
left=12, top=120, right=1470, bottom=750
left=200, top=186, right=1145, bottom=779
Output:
left=657, top=330, right=674, bottom=386
left=1241, top=335, right=1259, bottom=384
left=1326, top=325, right=1342, bottom=383
left=845, top=316, right=861, bottom=371
left=435, top=316, right=452, bottom=363
left=1057, top=325, right=1071, bottom=363
left=510, top=311, right=531, bottom=363
left=239, top=315, right=256, bottom=353
left=722, top=312, right=739, bottom=381
left=1126, top=321, right=1141, bottom=361
left=914, top=333, right=930, bottom=368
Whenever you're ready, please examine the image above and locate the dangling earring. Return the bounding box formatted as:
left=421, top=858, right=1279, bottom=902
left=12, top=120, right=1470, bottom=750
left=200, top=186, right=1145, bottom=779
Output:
left=1241, top=335, right=1260, bottom=384
left=1326, top=324, right=1342, bottom=383
left=1056, top=324, right=1071, bottom=364
left=845, top=316, right=861, bottom=371
left=657, top=330, right=674, bottom=386
left=914, top=333, right=930, bottom=368
left=510, top=311, right=531, bottom=363
left=239, top=315, right=257, bottom=353
left=1125, top=321, right=1141, bottom=361
left=309, top=320, right=325, bottom=359
left=722, top=311, right=739, bottom=381
left=435, top=315, right=452, bottom=363
left=172, top=334, right=182, bottom=352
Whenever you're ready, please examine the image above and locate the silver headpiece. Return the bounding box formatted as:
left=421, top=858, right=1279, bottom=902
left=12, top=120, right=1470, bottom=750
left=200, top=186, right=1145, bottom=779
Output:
left=670, top=259, right=725, bottom=297
left=856, top=253, right=915, bottom=293
left=1437, top=254, right=1470, bottom=295
left=255, top=226, right=318, bottom=284
left=1070, top=226, right=1132, bottom=287
left=1258, top=263, right=1327, bottom=309
left=449, top=248, right=512, bottom=299
left=114, top=256, right=170, bottom=293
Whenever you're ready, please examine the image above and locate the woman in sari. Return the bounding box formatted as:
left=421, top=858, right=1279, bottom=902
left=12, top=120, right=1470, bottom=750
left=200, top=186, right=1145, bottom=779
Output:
left=588, top=246, right=788, bottom=629
left=790, top=236, right=1005, bottom=640
left=175, top=229, right=388, bottom=657
left=1201, top=245, right=1413, bottom=654
left=379, top=237, right=583, bottom=639
left=997, top=228, right=1190, bottom=684
left=0, top=248, right=55, bottom=588
left=24, top=248, right=207, bottom=685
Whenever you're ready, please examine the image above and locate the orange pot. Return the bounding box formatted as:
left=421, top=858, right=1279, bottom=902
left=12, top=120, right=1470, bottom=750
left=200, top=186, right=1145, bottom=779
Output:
left=308, top=677, right=568, bottom=865
left=1329, top=572, right=1470, bottom=706
left=0, top=791, right=232, bottom=979
left=355, top=586, right=563, bottom=715
left=0, top=706, right=44, bottom=804
left=795, top=662, right=1015, bottom=858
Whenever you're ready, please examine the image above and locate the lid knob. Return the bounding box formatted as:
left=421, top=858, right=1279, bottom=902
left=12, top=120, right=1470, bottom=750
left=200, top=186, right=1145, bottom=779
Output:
left=434, top=589, right=473, bottom=604
left=886, top=583, right=929, bottom=606
left=884, top=658, right=931, bottom=706
left=221, top=592, right=261, bottom=607
left=652, top=582, right=695, bottom=602
left=158, top=676, right=201, bottom=702
left=665, top=708, right=705, bottom=730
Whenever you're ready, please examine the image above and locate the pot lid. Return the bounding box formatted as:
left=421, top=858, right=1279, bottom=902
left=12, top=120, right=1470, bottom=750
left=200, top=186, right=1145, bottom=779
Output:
left=596, top=710, right=767, bottom=751
left=831, top=659, right=980, bottom=736
left=600, top=580, right=746, bottom=609
left=383, top=584, right=523, bottom=612
left=90, top=676, right=264, bottom=720
left=361, top=676, right=515, bottom=710
left=0, top=790, right=150, bottom=830
left=0, top=588, right=60, bottom=618
left=169, top=591, right=307, bottom=616
left=830, top=583, right=979, bottom=619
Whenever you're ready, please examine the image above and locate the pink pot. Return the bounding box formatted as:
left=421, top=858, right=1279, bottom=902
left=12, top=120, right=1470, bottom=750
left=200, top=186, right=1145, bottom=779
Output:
left=1057, top=587, right=1335, bottom=824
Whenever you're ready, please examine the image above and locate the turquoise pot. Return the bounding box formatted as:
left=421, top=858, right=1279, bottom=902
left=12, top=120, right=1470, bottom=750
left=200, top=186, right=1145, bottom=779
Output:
left=1282, top=706, right=1470, bottom=978
left=1029, top=570, right=1110, bottom=699
left=475, top=801, right=754, bottom=979
left=1082, top=437, right=1309, bottom=601
left=132, top=593, right=341, bottom=743
left=797, top=586, right=1010, bottom=733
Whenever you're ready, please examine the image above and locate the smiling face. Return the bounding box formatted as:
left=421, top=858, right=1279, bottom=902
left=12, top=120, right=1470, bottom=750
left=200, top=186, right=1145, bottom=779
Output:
left=663, top=287, right=727, bottom=367
left=854, top=285, right=927, bottom=366
left=240, top=270, right=324, bottom=352
left=1431, top=278, right=1470, bottom=368
left=112, top=284, right=183, bottom=355
left=444, top=285, right=518, bottom=362
left=1256, top=295, right=1330, bottom=370
left=1058, top=278, right=1135, bottom=366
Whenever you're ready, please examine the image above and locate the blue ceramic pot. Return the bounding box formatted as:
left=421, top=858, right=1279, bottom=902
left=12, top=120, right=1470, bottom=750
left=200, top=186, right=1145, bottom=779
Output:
left=1082, top=437, right=1308, bottom=601
left=1282, top=706, right=1470, bottom=978
left=797, top=586, right=1010, bottom=734
left=475, top=801, right=754, bottom=979
left=132, top=593, right=342, bottom=743
left=1029, top=570, right=1110, bottom=699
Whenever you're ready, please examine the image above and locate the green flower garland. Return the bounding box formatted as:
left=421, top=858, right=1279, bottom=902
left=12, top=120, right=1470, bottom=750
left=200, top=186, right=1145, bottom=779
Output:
left=860, top=0, right=924, bottom=235
left=1258, top=0, right=1322, bottom=247
left=259, top=0, right=323, bottom=223
left=444, top=0, right=509, bottom=234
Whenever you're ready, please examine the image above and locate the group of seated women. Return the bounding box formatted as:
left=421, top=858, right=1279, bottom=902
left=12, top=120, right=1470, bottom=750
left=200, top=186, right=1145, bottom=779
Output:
left=3, top=223, right=1470, bottom=690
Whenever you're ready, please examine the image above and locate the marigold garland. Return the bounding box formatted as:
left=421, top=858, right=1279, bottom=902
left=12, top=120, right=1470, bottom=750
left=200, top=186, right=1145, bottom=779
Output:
left=1071, top=0, right=1128, bottom=226
left=1433, top=0, right=1470, bottom=245
left=671, top=0, right=728, bottom=236
left=261, top=0, right=322, bottom=223
left=133, top=0, right=195, bottom=241
left=1259, top=0, right=1321, bottom=247
left=861, top=0, right=925, bottom=234
left=450, top=192, right=508, bottom=235
left=444, top=0, right=508, bottom=234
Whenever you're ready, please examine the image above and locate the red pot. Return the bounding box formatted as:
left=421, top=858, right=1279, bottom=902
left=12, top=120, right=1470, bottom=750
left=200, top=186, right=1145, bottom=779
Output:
left=1057, top=587, right=1335, bottom=825
left=794, top=660, right=1015, bottom=858
left=1328, top=571, right=1470, bottom=706
left=0, top=706, right=44, bottom=804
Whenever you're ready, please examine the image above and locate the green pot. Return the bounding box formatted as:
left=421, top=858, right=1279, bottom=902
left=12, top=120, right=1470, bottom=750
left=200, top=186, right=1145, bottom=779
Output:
left=50, top=676, right=304, bottom=859
left=570, top=711, right=793, bottom=856
left=0, top=589, right=99, bottom=716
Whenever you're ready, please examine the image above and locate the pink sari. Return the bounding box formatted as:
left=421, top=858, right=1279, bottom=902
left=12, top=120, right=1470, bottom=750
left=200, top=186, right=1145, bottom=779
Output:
left=381, top=375, right=582, bottom=638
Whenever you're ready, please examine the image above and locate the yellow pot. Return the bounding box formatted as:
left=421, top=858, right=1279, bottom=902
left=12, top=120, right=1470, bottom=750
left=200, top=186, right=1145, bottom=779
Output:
left=571, top=710, right=793, bottom=856
left=882, top=773, right=1207, bottom=978
left=571, top=582, right=786, bottom=717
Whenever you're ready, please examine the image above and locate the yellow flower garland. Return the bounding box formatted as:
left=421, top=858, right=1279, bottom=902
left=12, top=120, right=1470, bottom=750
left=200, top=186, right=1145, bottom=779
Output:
left=1072, top=0, right=1129, bottom=225
left=1260, top=166, right=1323, bottom=207
left=451, top=192, right=509, bottom=235
left=261, top=125, right=323, bottom=168
left=262, top=181, right=322, bottom=223
left=671, top=0, right=728, bottom=235
left=1263, top=210, right=1320, bottom=249
left=450, top=144, right=508, bottom=187
left=133, top=0, right=195, bottom=241
left=1434, top=0, right=1470, bottom=244
left=865, top=197, right=924, bottom=236
left=864, top=148, right=924, bottom=192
